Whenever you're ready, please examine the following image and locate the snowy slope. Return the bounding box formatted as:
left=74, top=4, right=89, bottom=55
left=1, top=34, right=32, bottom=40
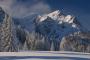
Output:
left=0, top=51, right=90, bottom=60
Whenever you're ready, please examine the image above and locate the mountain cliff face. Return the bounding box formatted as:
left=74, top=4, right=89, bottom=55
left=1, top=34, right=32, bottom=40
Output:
left=0, top=7, right=90, bottom=52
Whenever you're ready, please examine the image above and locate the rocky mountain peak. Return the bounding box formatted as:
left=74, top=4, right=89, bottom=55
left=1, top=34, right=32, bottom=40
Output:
left=37, top=10, right=80, bottom=28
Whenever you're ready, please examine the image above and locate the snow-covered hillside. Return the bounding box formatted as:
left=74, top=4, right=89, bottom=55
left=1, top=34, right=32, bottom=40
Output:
left=0, top=51, right=90, bottom=60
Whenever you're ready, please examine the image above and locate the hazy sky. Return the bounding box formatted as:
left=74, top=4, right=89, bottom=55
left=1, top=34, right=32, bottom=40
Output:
left=0, top=0, right=90, bottom=30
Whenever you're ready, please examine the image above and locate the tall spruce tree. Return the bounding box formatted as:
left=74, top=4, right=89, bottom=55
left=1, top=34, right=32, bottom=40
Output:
left=50, top=41, right=55, bottom=51
left=0, top=8, right=18, bottom=52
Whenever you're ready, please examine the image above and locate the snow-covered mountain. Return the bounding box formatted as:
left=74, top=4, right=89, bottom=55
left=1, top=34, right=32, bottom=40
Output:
left=32, top=10, right=90, bottom=52
left=0, top=7, right=90, bottom=52
left=36, top=10, right=80, bottom=27
left=35, top=10, right=82, bottom=41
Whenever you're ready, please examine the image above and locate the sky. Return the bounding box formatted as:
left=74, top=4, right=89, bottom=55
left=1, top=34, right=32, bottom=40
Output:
left=45, top=0, right=90, bottom=30
left=0, top=0, right=90, bottom=30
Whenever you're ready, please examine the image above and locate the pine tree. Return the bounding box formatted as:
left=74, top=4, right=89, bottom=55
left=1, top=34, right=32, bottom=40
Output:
left=0, top=12, right=18, bottom=52
left=25, top=31, right=36, bottom=50
left=23, top=41, right=28, bottom=51
left=50, top=41, right=55, bottom=51
left=16, top=26, right=27, bottom=50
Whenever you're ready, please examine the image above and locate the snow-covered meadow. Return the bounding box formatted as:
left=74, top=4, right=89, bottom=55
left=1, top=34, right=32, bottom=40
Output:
left=0, top=51, right=90, bottom=60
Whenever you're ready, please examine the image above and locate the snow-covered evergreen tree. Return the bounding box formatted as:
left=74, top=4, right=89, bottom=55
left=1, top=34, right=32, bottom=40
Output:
left=0, top=8, right=18, bottom=52
left=50, top=41, right=55, bottom=51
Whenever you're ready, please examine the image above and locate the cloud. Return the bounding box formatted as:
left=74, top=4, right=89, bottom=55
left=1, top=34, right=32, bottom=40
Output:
left=0, top=0, right=15, bottom=10
left=0, top=0, right=51, bottom=18
left=11, top=2, right=51, bottom=18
